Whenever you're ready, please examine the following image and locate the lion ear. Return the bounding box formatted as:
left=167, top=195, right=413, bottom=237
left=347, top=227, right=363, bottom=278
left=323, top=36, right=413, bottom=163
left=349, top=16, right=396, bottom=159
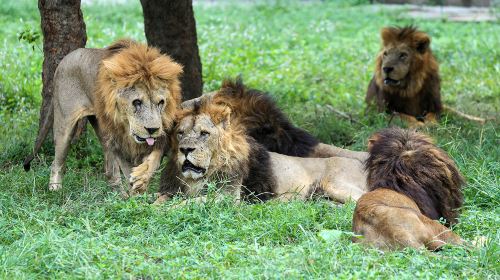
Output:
left=101, top=60, right=118, bottom=83
left=380, top=27, right=395, bottom=46
left=367, top=133, right=381, bottom=152
left=415, top=34, right=430, bottom=54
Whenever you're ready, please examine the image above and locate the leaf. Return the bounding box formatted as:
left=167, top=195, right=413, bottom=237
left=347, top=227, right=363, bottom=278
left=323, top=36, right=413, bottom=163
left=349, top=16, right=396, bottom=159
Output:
left=318, top=229, right=344, bottom=243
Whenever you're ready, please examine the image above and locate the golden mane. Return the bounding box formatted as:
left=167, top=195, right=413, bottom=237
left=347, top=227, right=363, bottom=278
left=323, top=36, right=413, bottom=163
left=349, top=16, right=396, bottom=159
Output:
left=94, top=39, right=183, bottom=159
left=374, top=26, right=439, bottom=98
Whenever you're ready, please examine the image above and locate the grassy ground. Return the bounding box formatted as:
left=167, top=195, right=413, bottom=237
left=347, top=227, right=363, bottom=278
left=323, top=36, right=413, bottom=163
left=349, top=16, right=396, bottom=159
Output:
left=0, top=0, right=499, bottom=278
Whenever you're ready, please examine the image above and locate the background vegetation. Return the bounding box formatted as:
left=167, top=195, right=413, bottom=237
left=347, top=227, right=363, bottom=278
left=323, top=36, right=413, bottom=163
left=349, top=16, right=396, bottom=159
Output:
left=0, top=0, right=498, bottom=278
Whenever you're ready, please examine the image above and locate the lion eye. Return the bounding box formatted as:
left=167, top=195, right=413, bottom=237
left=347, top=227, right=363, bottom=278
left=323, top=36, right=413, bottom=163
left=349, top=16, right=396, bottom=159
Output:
left=132, top=99, right=142, bottom=109
left=383, top=51, right=388, bottom=57
left=200, top=131, right=210, bottom=137
left=158, top=100, right=165, bottom=108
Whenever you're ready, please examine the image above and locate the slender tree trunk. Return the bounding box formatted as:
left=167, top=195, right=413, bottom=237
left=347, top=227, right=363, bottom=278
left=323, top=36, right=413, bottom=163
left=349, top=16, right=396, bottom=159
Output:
left=38, top=0, right=87, bottom=136
left=140, top=0, right=203, bottom=100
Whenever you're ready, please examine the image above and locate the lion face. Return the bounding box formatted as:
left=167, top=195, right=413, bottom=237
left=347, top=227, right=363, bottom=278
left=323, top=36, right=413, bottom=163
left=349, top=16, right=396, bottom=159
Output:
left=116, top=83, right=169, bottom=146
left=174, top=113, right=227, bottom=180
left=379, top=46, right=412, bottom=87
left=376, top=26, right=431, bottom=90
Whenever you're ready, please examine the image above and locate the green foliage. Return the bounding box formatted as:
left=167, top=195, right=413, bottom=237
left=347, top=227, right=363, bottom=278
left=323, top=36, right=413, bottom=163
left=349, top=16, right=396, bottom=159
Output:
left=0, top=1, right=499, bottom=279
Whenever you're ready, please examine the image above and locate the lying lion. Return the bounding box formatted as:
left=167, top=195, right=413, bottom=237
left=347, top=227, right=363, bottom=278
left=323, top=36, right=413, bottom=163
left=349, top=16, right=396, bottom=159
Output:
left=352, top=128, right=464, bottom=250
left=155, top=99, right=367, bottom=204
left=366, top=25, right=485, bottom=126
left=23, top=39, right=183, bottom=195
left=181, top=78, right=368, bottom=162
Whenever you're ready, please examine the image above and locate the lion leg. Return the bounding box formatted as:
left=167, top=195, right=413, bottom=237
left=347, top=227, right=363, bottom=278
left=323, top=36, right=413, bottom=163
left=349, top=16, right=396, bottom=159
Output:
left=49, top=114, right=77, bottom=191
left=419, top=214, right=463, bottom=251
left=112, top=156, right=133, bottom=198
left=322, top=182, right=364, bottom=204
left=310, top=143, right=368, bottom=162
left=393, top=112, right=425, bottom=127
left=423, top=112, right=438, bottom=125
left=88, top=117, right=121, bottom=187
left=129, top=149, right=163, bottom=196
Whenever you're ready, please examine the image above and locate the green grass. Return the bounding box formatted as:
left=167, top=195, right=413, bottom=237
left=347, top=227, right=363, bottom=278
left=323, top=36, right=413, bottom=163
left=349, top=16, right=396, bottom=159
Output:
left=1, top=0, right=499, bottom=278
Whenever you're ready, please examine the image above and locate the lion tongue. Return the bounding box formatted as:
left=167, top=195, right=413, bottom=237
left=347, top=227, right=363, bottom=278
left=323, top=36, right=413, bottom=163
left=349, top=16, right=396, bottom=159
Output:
left=146, top=138, right=155, bottom=146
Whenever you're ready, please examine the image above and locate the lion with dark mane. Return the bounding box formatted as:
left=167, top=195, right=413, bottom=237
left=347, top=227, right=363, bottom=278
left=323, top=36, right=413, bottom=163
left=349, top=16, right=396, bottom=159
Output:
left=23, top=39, right=183, bottom=195
left=366, top=26, right=485, bottom=125
left=155, top=98, right=367, bottom=205
left=352, top=127, right=465, bottom=250
left=182, top=78, right=368, bottom=162
left=366, top=26, right=442, bottom=125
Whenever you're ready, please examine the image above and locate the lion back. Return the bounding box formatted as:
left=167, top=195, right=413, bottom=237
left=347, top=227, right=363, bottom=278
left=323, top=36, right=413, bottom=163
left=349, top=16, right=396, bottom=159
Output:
left=365, top=127, right=464, bottom=225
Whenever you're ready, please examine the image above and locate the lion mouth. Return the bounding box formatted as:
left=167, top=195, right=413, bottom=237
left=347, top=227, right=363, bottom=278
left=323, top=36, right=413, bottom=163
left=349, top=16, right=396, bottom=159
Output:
left=134, top=134, right=156, bottom=146
left=384, top=78, right=401, bottom=86
left=182, top=160, right=206, bottom=174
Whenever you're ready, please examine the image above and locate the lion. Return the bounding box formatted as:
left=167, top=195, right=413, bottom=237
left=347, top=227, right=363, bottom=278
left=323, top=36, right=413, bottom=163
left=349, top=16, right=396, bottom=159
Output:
left=366, top=26, right=485, bottom=126
left=352, top=127, right=465, bottom=250
left=181, top=78, right=368, bottom=162
left=23, top=39, right=183, bottom=195
left=154, top=99, right=367, bottom=205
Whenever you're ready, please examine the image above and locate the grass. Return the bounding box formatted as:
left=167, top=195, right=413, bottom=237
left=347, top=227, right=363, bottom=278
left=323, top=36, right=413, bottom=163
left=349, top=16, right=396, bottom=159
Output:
left=0, top=0, right=499, bottom=278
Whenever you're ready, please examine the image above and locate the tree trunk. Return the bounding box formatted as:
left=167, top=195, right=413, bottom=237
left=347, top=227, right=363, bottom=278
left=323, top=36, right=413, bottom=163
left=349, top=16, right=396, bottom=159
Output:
left=38, top=0, right=87, bottom=137
left=140, top=0, right=203, bottom=100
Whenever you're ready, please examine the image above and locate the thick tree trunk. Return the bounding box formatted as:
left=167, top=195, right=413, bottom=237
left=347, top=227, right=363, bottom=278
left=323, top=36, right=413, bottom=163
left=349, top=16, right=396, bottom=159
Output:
left=140, top=0, right=203, bottom=100
left=38, top=0, right=87, bottom=137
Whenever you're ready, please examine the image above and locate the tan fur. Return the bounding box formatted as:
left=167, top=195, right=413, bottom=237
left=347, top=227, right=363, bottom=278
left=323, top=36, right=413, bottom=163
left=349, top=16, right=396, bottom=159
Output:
left=353, top=189, right=463, bottom=250
left=27, top=39, right=182, bottom=194
left=155, top=100, right=367, bottom=205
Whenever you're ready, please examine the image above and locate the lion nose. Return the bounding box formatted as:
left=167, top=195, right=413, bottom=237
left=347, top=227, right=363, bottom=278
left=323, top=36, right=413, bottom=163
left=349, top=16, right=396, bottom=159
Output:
left=383, top=67, right=394, bottom=74
left=145, top=127, right=159, bottom=135
left=180, top=147, right=195, bottom=156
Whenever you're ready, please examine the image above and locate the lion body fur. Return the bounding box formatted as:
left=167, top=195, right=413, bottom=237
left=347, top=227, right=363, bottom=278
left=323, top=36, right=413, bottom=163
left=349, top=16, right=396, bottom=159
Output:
left=352, top=127, right=464, bottom=250
left=182, top=78, right=368, bottom=162
left=366, top=26, right=442, bottom=123
left=24, top=39, right=183, bottom=194
left=157, top=100, right=367, bottom=204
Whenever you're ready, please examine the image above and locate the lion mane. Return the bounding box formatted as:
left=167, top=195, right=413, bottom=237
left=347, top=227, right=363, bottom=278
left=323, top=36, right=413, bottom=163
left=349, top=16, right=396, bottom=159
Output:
left=365, top=127, right=464, bottom=225
left=366, top=26, right=442, bottom=121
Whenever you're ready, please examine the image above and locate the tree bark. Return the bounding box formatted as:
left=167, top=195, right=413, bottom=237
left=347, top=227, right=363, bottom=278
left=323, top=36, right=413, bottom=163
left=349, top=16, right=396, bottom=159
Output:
left=140, top=0, right=203, bottom=100
left=38, top=0, right=87, bottom=136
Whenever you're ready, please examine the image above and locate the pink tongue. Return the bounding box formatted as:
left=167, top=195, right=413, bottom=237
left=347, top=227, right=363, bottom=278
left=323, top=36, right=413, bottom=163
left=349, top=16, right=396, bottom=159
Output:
left=146, top=138, right=155, bottom=146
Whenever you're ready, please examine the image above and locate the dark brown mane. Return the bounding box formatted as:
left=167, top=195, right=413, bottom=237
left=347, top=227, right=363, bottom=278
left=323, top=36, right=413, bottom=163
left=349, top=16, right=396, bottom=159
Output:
left=213, top=77, right=320, bottom=157
left=365, top=127, right=464, bottom=225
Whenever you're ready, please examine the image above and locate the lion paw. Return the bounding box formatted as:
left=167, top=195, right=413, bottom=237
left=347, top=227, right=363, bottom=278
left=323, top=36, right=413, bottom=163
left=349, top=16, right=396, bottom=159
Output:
left=129, top=163, right=151, bottom=196
left=153, top=193, right=170, bottom=205
left=49, top=183, right=62, bottom=191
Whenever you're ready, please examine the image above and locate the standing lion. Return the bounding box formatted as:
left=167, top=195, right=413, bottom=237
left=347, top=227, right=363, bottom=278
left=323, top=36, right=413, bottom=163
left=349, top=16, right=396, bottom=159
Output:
left=23, top=39, right=183, bottom=195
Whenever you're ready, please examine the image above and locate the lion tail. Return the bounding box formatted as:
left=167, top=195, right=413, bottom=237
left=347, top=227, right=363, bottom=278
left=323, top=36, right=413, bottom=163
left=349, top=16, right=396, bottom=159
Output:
left=443, top=105, right=489, bottom=124
left=23, top=101, right=54, bottom=171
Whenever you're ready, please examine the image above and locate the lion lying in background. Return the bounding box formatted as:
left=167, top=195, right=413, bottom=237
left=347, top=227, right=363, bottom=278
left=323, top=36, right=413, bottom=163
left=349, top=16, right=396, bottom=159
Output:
left=23, top=39, right=183, bottom=195
left=181, top=78, right=368, bottom=162
left=352, top=128, right=464, bottom=250
left=366, top=26, right=485, bottom=126
left=155, top=99, right=367, bottom=204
